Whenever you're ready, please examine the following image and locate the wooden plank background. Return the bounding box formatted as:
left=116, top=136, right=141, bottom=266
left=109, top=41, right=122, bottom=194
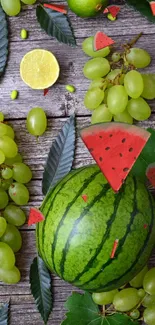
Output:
left=0, top=0, right=155, bottom=323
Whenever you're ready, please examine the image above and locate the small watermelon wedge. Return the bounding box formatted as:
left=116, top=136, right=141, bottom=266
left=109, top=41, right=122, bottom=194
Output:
left=80, top=123, right=150, bottom=192
left=94, top=31, right=115, bottom=51
left=148, top=1, right=155, bottom=15
left=28, top=207, right=44, bottom=226
left=146, top=162, right=155, bottom=187
left=108, top=5, right=120, bottom=18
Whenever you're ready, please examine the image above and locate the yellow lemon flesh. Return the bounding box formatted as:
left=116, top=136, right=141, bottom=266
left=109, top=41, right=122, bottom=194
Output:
left=20, top=49, right=60, bottom=90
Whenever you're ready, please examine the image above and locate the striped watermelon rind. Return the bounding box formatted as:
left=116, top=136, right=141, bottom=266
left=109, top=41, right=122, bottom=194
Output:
left=36, top=165, right=155, bottom=292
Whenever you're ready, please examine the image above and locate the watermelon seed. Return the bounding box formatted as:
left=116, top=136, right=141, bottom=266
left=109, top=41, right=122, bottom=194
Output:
left=105, top=147, right=110, bottom=151
left=109, top=134, right=113, bottom=137
left=99, top=135, right=102, bottom=138
left=99, top=157, right=103, bottom=161
left=112, top=167, right=115, bottom=170
left=123, top=167, right=129, bottom=172
left=89, top=148, right=93, bottom=152
left=134, top=157, right=136, bottom=160
left=119, top=153, right=123, bottom=157
left=122, top=138, right=126, bottom=143
left=129, top=147, right=133, bottom=152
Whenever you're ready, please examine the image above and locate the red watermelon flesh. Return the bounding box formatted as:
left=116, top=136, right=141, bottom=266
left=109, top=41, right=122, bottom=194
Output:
left=28, top=207, right=45, bottom=226
left=108, top=5, right=120, bottom=18
left=94, top=31, right=115, bottom=51
left=80, top=123, right=150, bottom=192
left=149, top=1, right=155, bottom=15
left=146, top=162, right=155, bottom=187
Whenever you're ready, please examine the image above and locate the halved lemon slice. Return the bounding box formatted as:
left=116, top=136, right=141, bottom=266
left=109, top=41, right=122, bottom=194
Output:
left=20, top=49, right=60, bottom=89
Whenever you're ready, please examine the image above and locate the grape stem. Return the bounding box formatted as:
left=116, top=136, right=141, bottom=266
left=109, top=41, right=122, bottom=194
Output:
left=125, top=32, right=143, bottom=49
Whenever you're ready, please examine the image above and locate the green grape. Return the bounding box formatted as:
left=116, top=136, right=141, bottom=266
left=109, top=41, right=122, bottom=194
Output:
left=138, top=288, right=146, bottom=298
left=1, top=167, right=13, bottom=180
left=82, top=36, right=110, bottom=58
left=0, top=189, right=9, bottom=209
left=84, top=88, right=104, bottom=110
left=0, top=242, right=15, bottom=270
left=1, top=0, right=21, bottom=16
left=0, top=224, right=22, bottom=253
left=0, top=149, right=5, bottom=164
left=9, top=182, right=29, bottom=205
left=5, top=153, right=23, bottom=166
left=142, top=294, right=155, bottom=308
left=112, top=52, right=121, bottom=63
left=0, top=136, right=18, bottom=158
left=0, top=123, right=7, bottom=136
left=91, top=104, right=113, bottom=124
left=141, top=74, right=155, bottom=100
left=0, top=217, right=7, bottom=237
left=114, top=110, right=133, bottom=124
left=0, top=266, right=20, bottom=284
left=0, top=178, right=13, bottom=191
left=104, top=89, right=109, bottom=104
left=126, top=48, right=151, bottom=68
left=130, top=309, right=140, bottom=320
left=130, top=265, right=148, bottom=288
left=89, top=78, right=105, bottom=90
left=92, top=289, right=118, bottom=305
left=83, top=58, right=110, bottom=80
left=107, top=85, right=128, bottom=114
left=5, top=125, right=15, bottom=139
left=21, top=0, right=37, bottom=4
left=106, top=69, right=124, bottom=88
left=3, top=204, right=26, bottom=227
left=143, top=268, right=155, bottom=295
left=143, top=306, right=155, bottom=325
left=12, top=163, right=32, bottom=184
left=124, top=70, right=144, bottom=98
left=113, top=288, right=140, bottom=312
left=0, top=113, right=4, bottom=122
left=127, top=97, right=151, bottom=121
left=26, top=107, right=47, bottom=136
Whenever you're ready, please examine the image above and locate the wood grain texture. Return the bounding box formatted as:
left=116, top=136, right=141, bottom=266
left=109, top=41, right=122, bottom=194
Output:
left=0, top=0, right=155, bottom=324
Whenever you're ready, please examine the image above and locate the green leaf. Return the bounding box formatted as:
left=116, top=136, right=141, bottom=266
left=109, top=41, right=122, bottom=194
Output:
left=131, top=128, right=155, bottom=181
left=125, top=0, right=155, bottom=23
left=36, top=5, right=76, bottom=47
left=0, top=6, right=8, bottom=76
left=42, top=115, right=76, bottom=196
left=30, top=256, right=52, bottom=324
left=61, top=292, right=139, bottom=325
left=0, top=303, right=9, bottom=325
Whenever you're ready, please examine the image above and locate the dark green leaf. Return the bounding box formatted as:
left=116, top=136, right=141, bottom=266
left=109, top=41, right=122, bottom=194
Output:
left=125, top=0, right=155, bottom=23
left=0, top=6, right=8, bottom=76
left=36, top=5, right=76, bottom=47
left=42, top=115, right=76, bottom=195
left=30, top=256, right=52, bottom=324
left=131, top=128, right=155, bottom=181
left=61, top=292, right=139, bottom=325
left=0, top=303, right=9, bottom=325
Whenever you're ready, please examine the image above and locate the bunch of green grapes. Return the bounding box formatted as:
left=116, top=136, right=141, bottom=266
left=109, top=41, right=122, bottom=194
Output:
left=92, top=265, right=155, bottom=325
left=1, top=0, right=36, bottom=17
left=82, top=36, right=154, bottom=125
left=0, top=112, right=32, bottom=285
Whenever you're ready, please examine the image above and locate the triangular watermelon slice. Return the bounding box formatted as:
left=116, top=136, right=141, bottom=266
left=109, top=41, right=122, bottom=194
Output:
left=146, top=162, right=155, bottom=187
left=28, top=207, right=45, bottom=226
left=108, top=5, right=120, bottom=18
left=147, top=1, right=155, bottom=15
left=80, top=123, right=150, bottom=192
left=94, top=31, right=115, bottom=51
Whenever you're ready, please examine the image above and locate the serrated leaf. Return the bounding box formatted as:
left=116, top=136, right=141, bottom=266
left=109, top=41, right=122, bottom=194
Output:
left=36, top=4, right=76, bottom=47
left=61, top=292, right=139, bottom=325
left=125, top=0, right=155, bottom=23
left=0, top=303, right=9, bottom=325
left=0, top=6, right=8, bottom=76
left=42, top=115, right=76, bottom=196
left=131, top=128, right=155, bottom=181
left=30, top=256, right=52, bottom=324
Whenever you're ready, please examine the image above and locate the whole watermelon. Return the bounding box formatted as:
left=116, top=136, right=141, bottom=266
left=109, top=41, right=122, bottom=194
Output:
left=36, top=165, right=155, bottom=292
